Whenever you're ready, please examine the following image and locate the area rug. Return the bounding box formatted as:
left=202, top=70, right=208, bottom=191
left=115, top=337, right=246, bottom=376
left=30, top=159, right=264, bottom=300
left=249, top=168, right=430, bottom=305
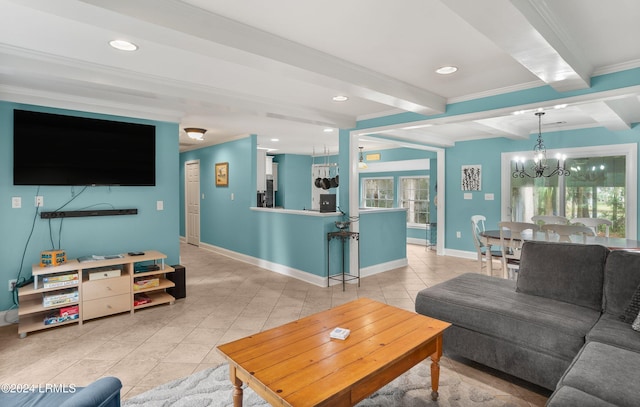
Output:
left=123, top=362, right=509, bottom=407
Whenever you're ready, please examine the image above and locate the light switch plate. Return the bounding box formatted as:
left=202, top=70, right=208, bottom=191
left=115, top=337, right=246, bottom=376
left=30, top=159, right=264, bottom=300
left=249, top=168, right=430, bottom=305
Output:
left=156, top=200, right=164, bottom=211
left=485, top=193, right=495, bottom=200
left=464, top=193, right=473, bottom=200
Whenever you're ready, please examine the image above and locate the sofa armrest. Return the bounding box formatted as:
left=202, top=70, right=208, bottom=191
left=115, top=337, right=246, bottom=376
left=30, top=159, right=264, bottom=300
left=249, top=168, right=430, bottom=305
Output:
left=59, top=377, right=122, bottom=407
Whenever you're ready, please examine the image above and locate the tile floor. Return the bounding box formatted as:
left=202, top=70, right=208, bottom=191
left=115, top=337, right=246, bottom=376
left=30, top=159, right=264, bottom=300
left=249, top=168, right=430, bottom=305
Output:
left=0, top=243, right=550, bottom=405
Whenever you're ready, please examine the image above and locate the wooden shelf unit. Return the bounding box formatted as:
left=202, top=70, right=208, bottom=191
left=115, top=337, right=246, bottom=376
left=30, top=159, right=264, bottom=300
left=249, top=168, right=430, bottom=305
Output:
left=18, top=250, right=175, bottom=338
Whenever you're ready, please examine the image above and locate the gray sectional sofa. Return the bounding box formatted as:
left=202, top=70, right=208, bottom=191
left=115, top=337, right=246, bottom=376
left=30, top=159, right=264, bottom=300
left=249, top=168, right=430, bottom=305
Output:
left=415, top=241, right=640, bottom=406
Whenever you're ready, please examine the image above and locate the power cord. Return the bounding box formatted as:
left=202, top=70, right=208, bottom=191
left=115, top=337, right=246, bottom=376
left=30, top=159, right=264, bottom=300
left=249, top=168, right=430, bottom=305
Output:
left=13, top=186, right=41, bottom=308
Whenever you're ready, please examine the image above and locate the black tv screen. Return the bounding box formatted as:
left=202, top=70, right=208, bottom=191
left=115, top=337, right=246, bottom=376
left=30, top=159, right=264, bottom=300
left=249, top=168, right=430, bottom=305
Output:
left=13, top=110, right=156, bottom=186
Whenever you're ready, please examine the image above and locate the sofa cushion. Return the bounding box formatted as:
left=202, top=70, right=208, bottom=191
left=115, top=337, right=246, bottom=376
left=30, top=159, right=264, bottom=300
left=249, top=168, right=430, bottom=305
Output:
left=547, top=386, right=618, bottom=407
left=516, top=241, right=609, bottom=311
left=603, top=249, right=640, bottom=316
left=587, top=313, right=640, bottom=352
left=555, top=341, right=640, bottom=407
left=415, top=273, right=600, bottom=359
left=620, top=282, right=640, bottom=323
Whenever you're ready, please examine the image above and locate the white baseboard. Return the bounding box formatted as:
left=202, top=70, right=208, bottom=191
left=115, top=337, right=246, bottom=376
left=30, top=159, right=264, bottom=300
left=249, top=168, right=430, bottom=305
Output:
left=361, top=258, right=409, bottom=278
left=407, top=237, right=427, bottom=246
left=0, top=309, right=18, bottom=327
left=199, top=243, right=327, bottom=287
left=443, top=249, right=477, bottom=260
left=197, top=242, right=409, bottom=287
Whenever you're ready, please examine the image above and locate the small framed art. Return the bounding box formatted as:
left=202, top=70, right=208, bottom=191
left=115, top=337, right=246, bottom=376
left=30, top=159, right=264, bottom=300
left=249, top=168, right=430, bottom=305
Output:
left=215, top=162, right=229, bottom=187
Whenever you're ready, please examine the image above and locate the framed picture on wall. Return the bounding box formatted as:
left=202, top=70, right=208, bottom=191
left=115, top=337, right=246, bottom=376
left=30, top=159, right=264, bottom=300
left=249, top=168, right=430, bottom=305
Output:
left=215, top=162, right=229, bottom=187
left=461, top=164, right=481, bottom=191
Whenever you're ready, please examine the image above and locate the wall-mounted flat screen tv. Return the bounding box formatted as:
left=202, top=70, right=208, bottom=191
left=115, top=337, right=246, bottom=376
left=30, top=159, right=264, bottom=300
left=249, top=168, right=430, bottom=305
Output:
left=13, top=109, right=156, bottom=186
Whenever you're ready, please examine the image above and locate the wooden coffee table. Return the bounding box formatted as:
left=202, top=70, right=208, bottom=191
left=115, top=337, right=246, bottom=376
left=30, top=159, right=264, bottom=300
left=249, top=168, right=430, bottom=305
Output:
left=217, top=298, right=450, bottom=406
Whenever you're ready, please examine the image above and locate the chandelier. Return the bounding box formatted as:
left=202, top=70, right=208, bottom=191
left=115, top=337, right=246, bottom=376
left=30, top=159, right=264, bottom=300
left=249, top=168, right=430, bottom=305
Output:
left=512, top=112, right=570, bottom=178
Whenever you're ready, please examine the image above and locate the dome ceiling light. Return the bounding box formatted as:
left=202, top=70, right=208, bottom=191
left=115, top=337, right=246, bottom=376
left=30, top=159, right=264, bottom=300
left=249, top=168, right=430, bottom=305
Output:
left=184, top=128, right=207, bottom=141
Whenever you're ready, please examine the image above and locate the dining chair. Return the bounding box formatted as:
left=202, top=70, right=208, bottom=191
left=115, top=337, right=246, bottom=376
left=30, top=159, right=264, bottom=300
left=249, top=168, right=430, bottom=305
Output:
left=531, top=215, right=568, bottom=226
left=541, top=223, right=596, bottom=243
left=499, top=221, right=539, bottom=280
left=471, top=215, right=502, bottom=275
left=570, top=217, right=612, bottom=237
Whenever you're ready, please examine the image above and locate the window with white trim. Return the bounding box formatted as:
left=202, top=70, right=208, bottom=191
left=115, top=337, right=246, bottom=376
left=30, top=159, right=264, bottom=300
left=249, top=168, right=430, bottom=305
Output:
left=362, top=177, right=394, bottom=208
left=400, top=176, right=430, bottom=226
left=503, top=144, right=637, bottom=239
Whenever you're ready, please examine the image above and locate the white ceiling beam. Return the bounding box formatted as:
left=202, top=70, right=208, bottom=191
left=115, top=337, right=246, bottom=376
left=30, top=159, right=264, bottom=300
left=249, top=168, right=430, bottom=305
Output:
left=470, top=117, right=529, bottom=139
left=0, top=48, right=355, bottom=129
left=577, top=99, right=636, bottom=131
left=79, top=0, right=446, bottom=114
left=442, top=0, right=591, bottom=92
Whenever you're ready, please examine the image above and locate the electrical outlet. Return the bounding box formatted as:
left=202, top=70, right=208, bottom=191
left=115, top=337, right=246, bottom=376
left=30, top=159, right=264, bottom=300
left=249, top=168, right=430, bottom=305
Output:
left=156, top=200, right=164, bottom=211
left=35, top=196, right=44, bottom=207
left=456, top=231, right=461, bottom=238
left=12, top=197, right=21, bottom=208
left=8, top=279, right=16, bottom=292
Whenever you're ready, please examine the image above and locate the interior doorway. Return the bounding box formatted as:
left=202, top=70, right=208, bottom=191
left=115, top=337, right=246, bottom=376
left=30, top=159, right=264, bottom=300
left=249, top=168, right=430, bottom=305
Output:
left=185, top=160, right=201, bottom=246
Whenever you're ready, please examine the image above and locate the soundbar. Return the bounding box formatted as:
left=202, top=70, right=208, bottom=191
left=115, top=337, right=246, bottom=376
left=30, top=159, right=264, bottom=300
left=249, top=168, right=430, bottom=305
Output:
left=40, top=209, right=138, bottom=219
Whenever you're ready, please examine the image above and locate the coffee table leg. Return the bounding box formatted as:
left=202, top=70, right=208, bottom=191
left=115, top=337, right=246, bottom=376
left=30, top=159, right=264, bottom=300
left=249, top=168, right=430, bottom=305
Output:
left=230, top=366, right=243, bottom=407
left=430, top=335, right=443, bottom=401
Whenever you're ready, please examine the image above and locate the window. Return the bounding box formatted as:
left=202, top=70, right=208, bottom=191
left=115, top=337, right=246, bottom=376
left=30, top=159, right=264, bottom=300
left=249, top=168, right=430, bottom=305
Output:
left=362, top=177, right=394, bottom=208
left=507, top=149, right=632, bottom=238
left=400, top=176, right=430, bottom=225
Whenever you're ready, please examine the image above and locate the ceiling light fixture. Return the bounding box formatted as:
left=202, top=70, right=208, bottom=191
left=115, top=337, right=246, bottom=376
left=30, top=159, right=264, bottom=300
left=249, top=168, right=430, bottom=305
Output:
left=512, top=112, right=570, bottom=178
left=358, top=147, right=368, bottom=170
left=109, top=39, right=138, bottom=51
left=332, top=95, right=348, bottom=102
left=184, top=127, right=207, bottom=141
left=435, top=66, right=458, bottom=75
left=271, top=138, right=279, bottom=142
left=323, top=128, right=334, bottom=133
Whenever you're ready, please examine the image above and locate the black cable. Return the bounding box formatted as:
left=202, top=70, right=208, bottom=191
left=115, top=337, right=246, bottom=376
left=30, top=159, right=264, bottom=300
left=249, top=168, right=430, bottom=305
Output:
left=14, top=187, right=41, bottom=306
left=46, top=186, right=89, bottom=250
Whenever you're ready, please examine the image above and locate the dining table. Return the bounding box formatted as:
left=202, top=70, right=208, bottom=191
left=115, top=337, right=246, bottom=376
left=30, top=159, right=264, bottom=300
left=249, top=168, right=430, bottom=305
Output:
left=480, top=229, right=640, bottom=275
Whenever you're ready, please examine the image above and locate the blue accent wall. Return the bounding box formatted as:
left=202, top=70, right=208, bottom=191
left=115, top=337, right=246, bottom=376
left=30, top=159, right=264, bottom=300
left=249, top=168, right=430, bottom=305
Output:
left=359, top=210, right=407, bottom=267
left=0, top=102, right=180, bottom=312
left=273, top=154, right=313, bottom=210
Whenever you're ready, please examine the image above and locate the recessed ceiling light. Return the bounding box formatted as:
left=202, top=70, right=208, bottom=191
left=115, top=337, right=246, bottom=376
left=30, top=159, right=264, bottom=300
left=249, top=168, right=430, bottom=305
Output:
left=332, top=95, right=348, bottom=102
left=323, top=128, right=334, bottom=133
left=109, top=39, right=138, bottom=51
left=270, top=138, right=279, bottom=142
left=435, top=66, right=458, bottom=75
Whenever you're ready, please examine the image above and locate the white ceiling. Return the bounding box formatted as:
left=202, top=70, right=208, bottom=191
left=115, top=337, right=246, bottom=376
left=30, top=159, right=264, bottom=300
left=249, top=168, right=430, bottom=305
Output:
left=1, top=0, right=639, bottom=154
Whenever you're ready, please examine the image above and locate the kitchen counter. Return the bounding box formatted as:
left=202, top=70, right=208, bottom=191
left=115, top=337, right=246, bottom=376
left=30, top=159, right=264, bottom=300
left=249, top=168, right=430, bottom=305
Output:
left=251, top=207, right=343, bottom=217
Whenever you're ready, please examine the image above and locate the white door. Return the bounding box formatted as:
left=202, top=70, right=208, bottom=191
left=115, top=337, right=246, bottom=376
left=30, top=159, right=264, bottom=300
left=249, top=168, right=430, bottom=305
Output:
left=186, top=161, right=200, bottom=246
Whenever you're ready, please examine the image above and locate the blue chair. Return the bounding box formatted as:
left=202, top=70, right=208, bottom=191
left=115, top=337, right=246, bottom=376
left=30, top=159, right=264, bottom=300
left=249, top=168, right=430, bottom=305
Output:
left=0, top=376, right=121, bottom=407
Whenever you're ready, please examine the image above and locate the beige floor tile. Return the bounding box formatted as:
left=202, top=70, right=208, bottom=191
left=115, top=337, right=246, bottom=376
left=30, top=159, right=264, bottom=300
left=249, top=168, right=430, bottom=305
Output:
left=163, top=343, right=213, bottom=364
left=136, top=362, right=198, bottom=387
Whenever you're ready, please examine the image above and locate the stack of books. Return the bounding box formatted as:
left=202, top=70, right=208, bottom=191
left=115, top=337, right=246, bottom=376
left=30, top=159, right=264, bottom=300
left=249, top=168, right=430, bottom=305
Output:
left=42, top=289, right=78, bottom=307
left=42, top=273, right=79, bottom=289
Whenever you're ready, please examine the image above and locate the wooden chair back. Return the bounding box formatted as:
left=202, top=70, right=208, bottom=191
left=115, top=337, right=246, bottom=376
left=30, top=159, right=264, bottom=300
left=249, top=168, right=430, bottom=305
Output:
left=499, top=222, right=539, bottom=279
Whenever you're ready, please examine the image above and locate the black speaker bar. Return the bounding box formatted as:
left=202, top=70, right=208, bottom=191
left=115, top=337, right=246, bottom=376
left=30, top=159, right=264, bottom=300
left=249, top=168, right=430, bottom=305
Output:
left=40, top=208, right=138, bottom=219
